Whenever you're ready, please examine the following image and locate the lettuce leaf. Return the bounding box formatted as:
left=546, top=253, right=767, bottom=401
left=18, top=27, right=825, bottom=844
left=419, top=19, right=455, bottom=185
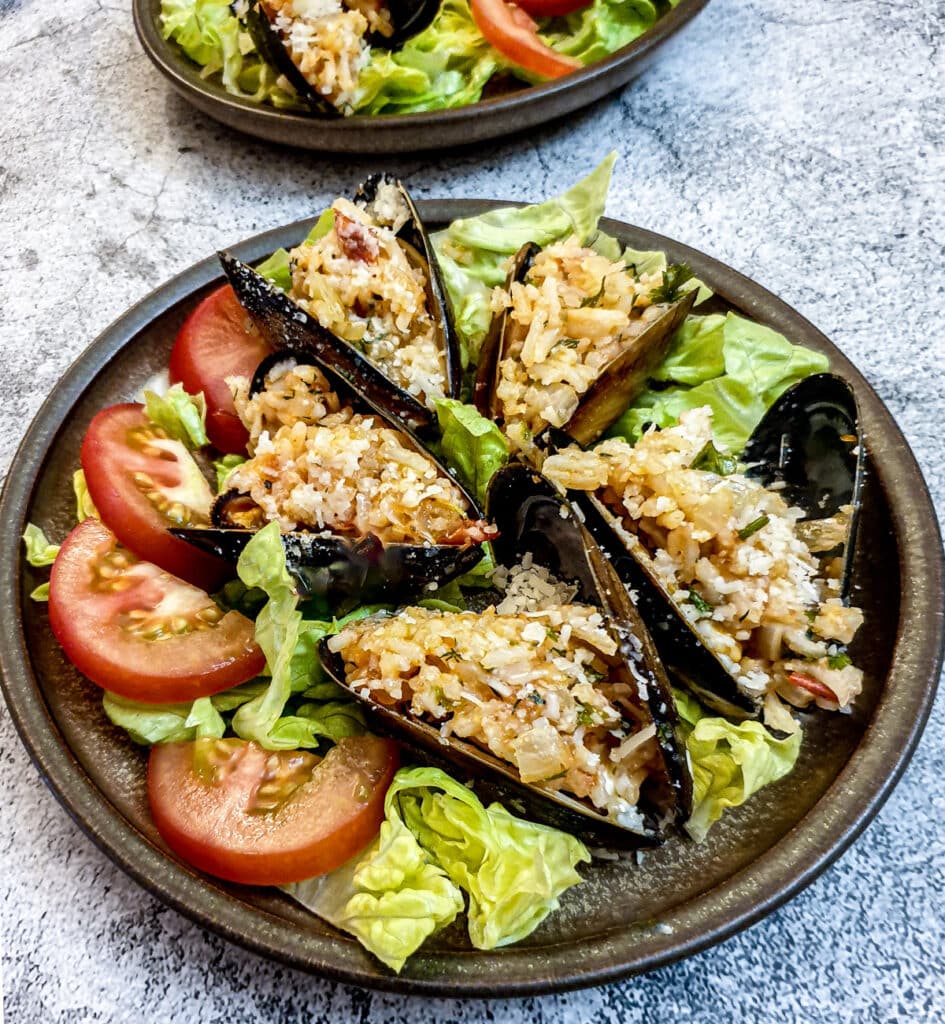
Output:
left=22, top=524, right=59, bottom=567
left=144, top=383, right=209, bottom=449
left=73, top=469, right=99, bottom=521
left=543, top=0, right=661, bottom=65
left=287, top=765, right=588, bottom=970
left=432, top=154, right=616, bottom=360
left=30, top=583, right=50, bottom=602
left=394, top=767, right=590, bottom=950
left=608, top=312, right=830, bottom=453
left=674, top=690, right=802, bottom=842
left=103, top=692, right=226, bottom=745
left=213, top=453, right=246, bottom=493
left=433, top=399, right=509, bottom=504
left=255, top=248, right=292, bottom=292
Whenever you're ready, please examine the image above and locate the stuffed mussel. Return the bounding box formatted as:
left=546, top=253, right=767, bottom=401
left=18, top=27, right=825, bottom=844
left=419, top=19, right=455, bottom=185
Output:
left=474, top=239, right=697, bottom=456
left=237, top=0, right=440, bottom=116
left=542, top=374, right=866, bottom=731
left=173, top=336, right=494, bottom=604
left=319, top=463, right=693, bottom=847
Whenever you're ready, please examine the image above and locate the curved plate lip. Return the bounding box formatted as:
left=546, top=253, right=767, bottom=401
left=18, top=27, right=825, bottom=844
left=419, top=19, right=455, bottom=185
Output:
left=133, top=0, right=711, bottom=152
left=1, top=201, right=943, bottom=996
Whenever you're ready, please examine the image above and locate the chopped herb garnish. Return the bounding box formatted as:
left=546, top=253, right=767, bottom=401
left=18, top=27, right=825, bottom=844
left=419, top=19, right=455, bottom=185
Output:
left=576, top=701, right=597, bottom=727
left=551, top=648, right=567, bottom=658
left=556, top=336, right=580, bottom=349
left=545, top=626, right=559, bottom=641
left=528, top=691, right=545, bottom=705
left=806, top=608, right=818, bottom=623
left=580, top=277, right=609, bottom=307
left=691, top=440, right=738, bottom=476
left=442, top=647, right=462, bottom=662
left=688, top=591, right=713, bottom=614
left=738, top=515, right=770, bottom=540
left=828, top=652, right=852, bottom=670
left=649, top=263, right=694, bottom=304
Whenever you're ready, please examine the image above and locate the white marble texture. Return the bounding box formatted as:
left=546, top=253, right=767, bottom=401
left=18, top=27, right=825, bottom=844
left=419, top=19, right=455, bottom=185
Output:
left=1, top=0, right=944, bottom=1020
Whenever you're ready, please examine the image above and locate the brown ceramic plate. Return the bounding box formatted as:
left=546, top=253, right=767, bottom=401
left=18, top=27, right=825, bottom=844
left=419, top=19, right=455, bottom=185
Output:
left=1, top=202, right=942, bottom=996
left=133, top=0, right=711, bottom=153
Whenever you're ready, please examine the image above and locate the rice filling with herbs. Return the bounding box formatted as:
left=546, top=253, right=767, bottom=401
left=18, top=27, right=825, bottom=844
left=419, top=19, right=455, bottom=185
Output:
left=542, top=406, right=865, bottom=728
left=328, top=590, right=666, bottom=829
left=287, top=192, right=447, bottom=407
left=489, top=238, right=679, bottom=451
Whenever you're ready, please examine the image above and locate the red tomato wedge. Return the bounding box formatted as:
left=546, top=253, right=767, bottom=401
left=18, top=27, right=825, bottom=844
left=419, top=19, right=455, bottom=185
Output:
left=788, top=671, right=839, bottom=703
left=148, top=736, right=399, bottom=885
left=515, top=0, right=591, bottom=16
left=81, top=402, right=227, bottom=591
left=470, top=0, right=581, bottom=79
left=169, top=285, right=272, bottom=454
left=48, top=519, right=265, bottom=702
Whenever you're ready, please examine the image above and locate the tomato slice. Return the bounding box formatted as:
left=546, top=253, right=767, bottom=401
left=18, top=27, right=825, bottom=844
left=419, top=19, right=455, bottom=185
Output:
left=148, top=736, right=399, bottom=885
left=81, top=402, right=227, bottom=591
left=470, top=0, right=581, bottom=79
left=169, top=285, right=272, bottom=454
left=48, top=519, right=265, bottom=702
left=788, top=671, right=838, bottom=702
left=515, top=0, right=591, bottom=16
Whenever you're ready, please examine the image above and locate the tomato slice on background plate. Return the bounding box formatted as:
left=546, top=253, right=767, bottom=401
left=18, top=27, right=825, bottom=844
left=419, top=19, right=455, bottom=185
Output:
left=148, top=736, right=399, bottom=885
left=81, top=402, right=228, bottom=591
left=169, top=284, right=272, bottom=455
left=48, top=518, right=264, bottom=702
left=470, top=0, right=582, bottom=79
left=514, top=0, right=591, bottom=16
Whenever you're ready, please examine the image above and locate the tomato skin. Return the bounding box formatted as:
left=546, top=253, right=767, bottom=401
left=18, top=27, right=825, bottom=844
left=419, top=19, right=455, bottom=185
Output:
left=148, top=737, right=399, bottom=885
left=169, top=285, right=272, bottom=454
left=515, top=0, right=591, bottom=16
left=470, top=0, right=581, bottom=79
left=48, top=519, right=265, bottom=702
left=81, top=402, right=227, bottom=591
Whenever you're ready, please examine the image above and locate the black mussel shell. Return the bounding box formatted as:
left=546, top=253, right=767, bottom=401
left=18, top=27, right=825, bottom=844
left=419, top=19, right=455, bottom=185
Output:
left=372, top=0, right=439, bottom=46
left=353, top=173, right=462, bottom=398
left=320, top=464, right=692, bottom=847
left=474, top=243, right=697, bottom=447
left=170, top=525, right=486, bottom=604
left=743, top=372, right=864, bottom=600
left=219, top=251, right=436, bottom=439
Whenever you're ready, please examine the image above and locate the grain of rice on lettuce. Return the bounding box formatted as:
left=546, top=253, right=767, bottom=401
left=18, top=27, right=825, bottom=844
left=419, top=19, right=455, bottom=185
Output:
left=328, top=598, right=665, bottom=830
left=288, top=196, right=446, bottom=407
left=489, top=237, right=671, bottom=453
left=542, top=406, right=864, bottom=725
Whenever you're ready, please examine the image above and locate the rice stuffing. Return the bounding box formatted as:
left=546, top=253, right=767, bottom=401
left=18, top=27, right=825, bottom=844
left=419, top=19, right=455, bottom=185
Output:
left=328, top=601, right=665, bottom=828
left=489, top=238, right=678, bottom=452
left=542, top=406, right=865, bottom=726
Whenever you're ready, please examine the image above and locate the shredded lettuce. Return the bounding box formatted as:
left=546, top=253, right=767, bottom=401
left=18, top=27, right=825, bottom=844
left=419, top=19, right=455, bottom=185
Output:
left=288, top=765, right=589, bottom=970
left=144, top=383, right=209, bottom=449
left=433, top=399, right=509, bottom=505
left=213, top=453, right=246, bottom=493
left=433, top=153, right=616, bottom=360
left=22, top=524, right=59, bottom=567
left=674, top=690, right=802, bottom=842
left=608, top=312, right=830, bottom=453
left=73, top=469, right=99, bottom=521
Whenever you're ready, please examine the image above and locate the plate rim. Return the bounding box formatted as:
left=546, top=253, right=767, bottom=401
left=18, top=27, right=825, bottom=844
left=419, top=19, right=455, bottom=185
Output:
left=1, top=200, right=942, bottom=996
left=133, top=0, right=712, bottom=152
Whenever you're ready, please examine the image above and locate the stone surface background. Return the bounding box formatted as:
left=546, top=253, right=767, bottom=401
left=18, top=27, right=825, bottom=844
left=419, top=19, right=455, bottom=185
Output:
left=1, top=0, right=943, bottom=1020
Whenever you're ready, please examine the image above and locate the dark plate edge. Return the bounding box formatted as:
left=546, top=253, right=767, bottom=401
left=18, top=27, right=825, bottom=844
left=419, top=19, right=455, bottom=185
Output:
left=0, top=202, right=942, bottom=996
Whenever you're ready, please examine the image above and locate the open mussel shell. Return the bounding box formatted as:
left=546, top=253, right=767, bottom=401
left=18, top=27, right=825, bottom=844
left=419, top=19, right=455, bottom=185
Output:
left=353, top=173, right=462, bottom=399
left=474, top=242, right=697, bottom=447
left=743, top=372, right=864, bottom=600
left=319, top=463, right=692, bottom=847
left=219, top=251, right=436, bottom=439
left=238, top=0, right=439, bottom=116
left=174, top=345, right=491, bottom=603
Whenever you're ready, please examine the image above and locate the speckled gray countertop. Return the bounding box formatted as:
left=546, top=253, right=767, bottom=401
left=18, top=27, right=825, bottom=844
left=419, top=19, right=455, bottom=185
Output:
left=1, top=0, right=943, bottom=1020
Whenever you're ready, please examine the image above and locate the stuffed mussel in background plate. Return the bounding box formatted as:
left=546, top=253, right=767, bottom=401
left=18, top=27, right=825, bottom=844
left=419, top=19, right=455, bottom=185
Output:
left=321, top=464, right=692, bottom=846
left=543, top=375, right=866, bottom=731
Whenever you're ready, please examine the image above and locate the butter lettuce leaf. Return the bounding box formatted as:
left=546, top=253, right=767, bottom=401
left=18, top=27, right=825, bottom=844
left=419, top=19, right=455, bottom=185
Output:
left=608, top=312, right=830, bottom=452
left=433, top=399, right=509, bottom=505
left=73, top=469, right=99, bottom=521
left=22, top=524, right=59, bottom=567
left=433, top=154, right=616, bottom=360
left=103, top=692, right=226, bottom=745
left=674, top=690, right=802, bottom=842
left=144, top=383, right=209, bottom=449
left=543, top=0, right=661, bottom=65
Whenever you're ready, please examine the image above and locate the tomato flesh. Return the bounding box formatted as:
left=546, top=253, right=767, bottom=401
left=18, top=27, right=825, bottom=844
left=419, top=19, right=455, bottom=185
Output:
left=169, top=284, right=272, bottom=454
left=148, top=736, right=399, bottom=885
left=470, top=0, right=581, bottom=79
left=49, top=518, right=265, bottom=702
left=81, top=402, right=227, bottom=591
